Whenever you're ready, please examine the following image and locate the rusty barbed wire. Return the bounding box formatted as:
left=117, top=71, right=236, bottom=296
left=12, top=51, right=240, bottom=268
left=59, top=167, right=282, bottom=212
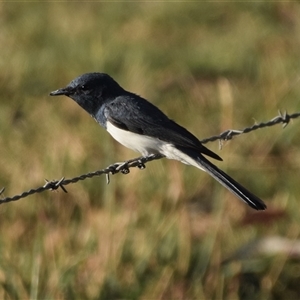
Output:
left=0, top=110, right=299, bottom=205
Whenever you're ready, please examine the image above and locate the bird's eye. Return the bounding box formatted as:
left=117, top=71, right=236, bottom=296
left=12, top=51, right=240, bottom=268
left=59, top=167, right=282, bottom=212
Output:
left=77, top=85, right=89, bottom=94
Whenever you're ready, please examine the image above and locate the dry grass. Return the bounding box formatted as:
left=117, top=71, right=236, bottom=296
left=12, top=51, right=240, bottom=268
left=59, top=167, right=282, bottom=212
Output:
left=1, top=2, right=300, bottom=299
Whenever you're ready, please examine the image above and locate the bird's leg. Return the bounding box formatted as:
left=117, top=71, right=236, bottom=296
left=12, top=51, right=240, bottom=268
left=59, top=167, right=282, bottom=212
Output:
left=113, top=161, right=131, bottom=174
left=107, top=154, right=165, bottom=181
left=107, top=161, right=130, bottom=175
left=136, top=153, right=165, bottom=169
left=137, top=159, right=146, bottom=169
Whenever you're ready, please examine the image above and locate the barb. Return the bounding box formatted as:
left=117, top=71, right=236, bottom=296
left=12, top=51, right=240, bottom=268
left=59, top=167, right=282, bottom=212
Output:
left=1, top=110, right=299, bottom=205
left=200, top=110, right=300, bottom=144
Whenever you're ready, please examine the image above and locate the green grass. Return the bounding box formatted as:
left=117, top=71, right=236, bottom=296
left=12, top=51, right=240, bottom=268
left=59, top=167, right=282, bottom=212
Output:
left=1, top=2, right=300, bottom=299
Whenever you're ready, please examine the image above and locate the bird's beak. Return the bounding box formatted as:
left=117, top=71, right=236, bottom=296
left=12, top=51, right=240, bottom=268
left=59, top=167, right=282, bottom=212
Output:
left=49, top=87, right=70, bottom=96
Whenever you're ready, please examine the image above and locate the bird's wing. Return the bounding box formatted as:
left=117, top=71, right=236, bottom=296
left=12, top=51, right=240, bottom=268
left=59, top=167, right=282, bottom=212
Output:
left=104, top=95, right=222, bottom=161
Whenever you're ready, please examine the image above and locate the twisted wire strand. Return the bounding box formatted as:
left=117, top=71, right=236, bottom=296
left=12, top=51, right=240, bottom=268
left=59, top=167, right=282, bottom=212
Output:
left=0, top=154, right=164, bottom=204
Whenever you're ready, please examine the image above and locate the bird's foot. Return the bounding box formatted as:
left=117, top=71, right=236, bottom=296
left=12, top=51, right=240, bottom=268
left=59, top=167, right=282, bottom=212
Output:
left=112, top=161, right=130, bottom=174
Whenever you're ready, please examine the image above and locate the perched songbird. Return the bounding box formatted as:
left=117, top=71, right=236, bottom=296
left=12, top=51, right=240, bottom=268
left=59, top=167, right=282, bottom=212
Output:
left=50, top=73, right=266, bottom=210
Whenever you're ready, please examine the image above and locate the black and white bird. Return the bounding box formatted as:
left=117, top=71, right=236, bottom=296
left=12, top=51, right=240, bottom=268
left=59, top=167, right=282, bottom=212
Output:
left=50, top=72, right=266, bottom=210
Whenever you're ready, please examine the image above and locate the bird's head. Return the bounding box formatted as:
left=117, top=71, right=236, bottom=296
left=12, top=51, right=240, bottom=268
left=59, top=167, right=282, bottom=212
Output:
left=50, top=72, right=124, bottom=115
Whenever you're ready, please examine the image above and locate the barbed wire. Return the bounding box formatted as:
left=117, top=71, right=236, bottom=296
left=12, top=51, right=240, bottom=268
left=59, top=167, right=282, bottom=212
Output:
left=200, top=110, right=300, bottom=144
left=0, top=110, right=299, bottom=205
left=0, top=154, right=164, bottom=204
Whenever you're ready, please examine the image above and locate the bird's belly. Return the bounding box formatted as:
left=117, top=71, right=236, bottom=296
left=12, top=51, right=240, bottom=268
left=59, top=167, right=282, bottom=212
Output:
left=106, top=121, right=163, bottom=156
left=106, top=121, right=204, bottom=170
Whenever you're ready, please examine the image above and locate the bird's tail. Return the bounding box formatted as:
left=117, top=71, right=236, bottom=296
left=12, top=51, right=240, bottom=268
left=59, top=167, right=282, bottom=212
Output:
left=195, top=154, right=266, bottom=210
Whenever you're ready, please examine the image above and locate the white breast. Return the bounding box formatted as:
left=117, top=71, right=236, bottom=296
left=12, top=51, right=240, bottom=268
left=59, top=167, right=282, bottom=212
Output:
left=106, top=121, right=203, bottom=170
left=106, top=121, right=163, bottom=156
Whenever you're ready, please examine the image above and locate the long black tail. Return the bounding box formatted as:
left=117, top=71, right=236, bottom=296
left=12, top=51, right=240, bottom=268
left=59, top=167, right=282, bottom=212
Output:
left=196, top=154, right=267, bottom=210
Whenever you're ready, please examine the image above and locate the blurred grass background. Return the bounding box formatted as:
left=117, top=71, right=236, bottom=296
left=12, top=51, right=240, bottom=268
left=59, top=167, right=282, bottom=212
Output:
left=1, top=2, right=300, bottom=299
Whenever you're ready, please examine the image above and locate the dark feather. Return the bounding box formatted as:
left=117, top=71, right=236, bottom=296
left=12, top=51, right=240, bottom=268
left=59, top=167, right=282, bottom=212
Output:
left=105, top=94, right=222, bottom=161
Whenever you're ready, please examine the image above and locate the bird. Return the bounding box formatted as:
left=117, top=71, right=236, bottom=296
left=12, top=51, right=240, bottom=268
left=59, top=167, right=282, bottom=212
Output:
left=50, top=72, right=266, bottom=210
